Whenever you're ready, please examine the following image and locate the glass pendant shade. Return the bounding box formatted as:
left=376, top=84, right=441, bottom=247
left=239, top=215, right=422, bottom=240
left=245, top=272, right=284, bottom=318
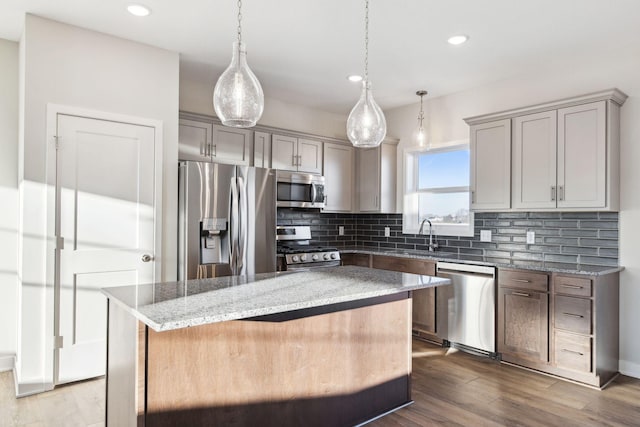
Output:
left=347, top=81, right=387, bottom=147
left=416, top=126, right=426, bottom=145
left=213, top=42, right=264, bottom=128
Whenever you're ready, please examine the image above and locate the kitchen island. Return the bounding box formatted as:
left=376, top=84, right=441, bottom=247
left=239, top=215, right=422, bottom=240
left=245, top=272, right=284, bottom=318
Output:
left=103, top=265, right=450, bottom=427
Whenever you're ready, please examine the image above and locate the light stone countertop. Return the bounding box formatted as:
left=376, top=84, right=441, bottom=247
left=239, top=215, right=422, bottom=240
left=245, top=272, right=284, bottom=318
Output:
left=339, top=246, right=623, bottom=276
left=102, top=265, right=450, bottom=332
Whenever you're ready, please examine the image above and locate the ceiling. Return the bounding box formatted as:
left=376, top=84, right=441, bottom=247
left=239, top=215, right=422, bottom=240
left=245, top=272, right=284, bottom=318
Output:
left=2, top=0, right=639, bottom=114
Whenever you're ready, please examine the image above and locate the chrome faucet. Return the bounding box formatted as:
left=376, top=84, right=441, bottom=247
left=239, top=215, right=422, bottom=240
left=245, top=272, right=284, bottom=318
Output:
left=418, top=219, right=438, bottom=252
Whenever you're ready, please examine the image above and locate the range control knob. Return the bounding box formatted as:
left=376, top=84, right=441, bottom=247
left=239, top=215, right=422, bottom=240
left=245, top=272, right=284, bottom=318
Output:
left=312, top=254, right=319, bottom=261
left=323, top=253, right=330, bottom=260
left=330, top=253, right=337, bottom=260
left=292, top=255, right=299, bottom=262
left=300, top=254, right=308, bottom=262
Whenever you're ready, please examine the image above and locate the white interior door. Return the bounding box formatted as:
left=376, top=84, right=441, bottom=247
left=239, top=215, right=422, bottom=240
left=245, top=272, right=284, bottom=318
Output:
left=55, top=114, right=157, bottom=385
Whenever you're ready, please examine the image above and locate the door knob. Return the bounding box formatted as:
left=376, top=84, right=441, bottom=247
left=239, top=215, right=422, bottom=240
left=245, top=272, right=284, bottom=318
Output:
left=141, top=254, right=154, bottom=262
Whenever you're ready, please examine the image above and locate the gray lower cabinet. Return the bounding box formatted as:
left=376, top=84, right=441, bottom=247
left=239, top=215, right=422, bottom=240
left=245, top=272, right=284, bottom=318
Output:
left=342, top=253, right=439, bottom=341
left=497, top=267, right=620, bottom=388
left=497, top=269, right=550, bottom=364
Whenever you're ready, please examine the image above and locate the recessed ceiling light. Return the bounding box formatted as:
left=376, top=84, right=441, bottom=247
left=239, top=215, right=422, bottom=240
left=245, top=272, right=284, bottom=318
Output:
left=127, top=4, right=151, bottom=17
left=347, top=75, right=363, bottom=83
left=447, top=35, right=469, bottom=45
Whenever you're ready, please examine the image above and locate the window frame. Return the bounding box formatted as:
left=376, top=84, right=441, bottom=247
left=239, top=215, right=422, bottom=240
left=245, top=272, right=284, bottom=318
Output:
left=402, top=141, right=474, bottom=237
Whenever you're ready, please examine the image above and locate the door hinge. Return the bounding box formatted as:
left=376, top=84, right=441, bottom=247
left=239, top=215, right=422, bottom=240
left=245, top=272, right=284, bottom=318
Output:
left=53, top=335, right=64, bottom=350
left=53, top=135, right=61, bottom=150
left=56, top=236, right=64, bottom=250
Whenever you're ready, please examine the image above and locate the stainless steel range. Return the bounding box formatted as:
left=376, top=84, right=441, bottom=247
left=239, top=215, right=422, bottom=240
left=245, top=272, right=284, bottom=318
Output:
left=276, top=226, right=341, bottom=271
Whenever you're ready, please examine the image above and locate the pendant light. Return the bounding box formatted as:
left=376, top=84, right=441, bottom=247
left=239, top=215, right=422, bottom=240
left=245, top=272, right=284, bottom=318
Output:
left=346, top=0, right=387, bottom=148
left=415, top=90, right=428, bottom=146
left=213, top=0, right=264, bottom=128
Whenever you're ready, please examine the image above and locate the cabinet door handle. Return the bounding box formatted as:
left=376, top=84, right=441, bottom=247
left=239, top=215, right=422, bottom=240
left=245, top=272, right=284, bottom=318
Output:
left=560, top=284, right=583, bottom=289
left=512, top=292, right=530, bottom=297
left=212, top=144, right=217, bottom=157
left=561, top=349, right=584, bottom=356
left=551, top=186, right=556, bottom=201
left=562, top=312, right=584, bottom=318
left=471, top=190, right=475, bottom=203
left=292, top=154, right=296, bottom=167
left=559, top=185, right=564, bottom=201
left=512, top=278, right=531, bottom=283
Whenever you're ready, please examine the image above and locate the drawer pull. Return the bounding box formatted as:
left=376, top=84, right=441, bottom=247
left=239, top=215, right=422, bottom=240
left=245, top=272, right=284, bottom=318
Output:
left=512, top=292, right=530, bottom=297
left=512, top=279, right=531, bottom=283
left=560, top=284, right=583, bottom=289
left=562, top=312, right=584, bottom=318
left=561, top=349, right=584, bottom=356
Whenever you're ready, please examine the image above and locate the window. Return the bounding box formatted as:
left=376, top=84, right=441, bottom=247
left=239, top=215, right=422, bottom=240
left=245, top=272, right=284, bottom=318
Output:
left=403, top=142, right=474, bottom=237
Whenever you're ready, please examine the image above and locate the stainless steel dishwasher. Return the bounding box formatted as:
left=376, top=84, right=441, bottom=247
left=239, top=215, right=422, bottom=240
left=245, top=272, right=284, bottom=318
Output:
left=436, top=262, right=496, bottom=355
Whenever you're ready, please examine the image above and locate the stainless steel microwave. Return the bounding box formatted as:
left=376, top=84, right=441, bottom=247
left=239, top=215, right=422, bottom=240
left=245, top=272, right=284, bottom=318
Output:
left=276, top=171, right=325, bottom=208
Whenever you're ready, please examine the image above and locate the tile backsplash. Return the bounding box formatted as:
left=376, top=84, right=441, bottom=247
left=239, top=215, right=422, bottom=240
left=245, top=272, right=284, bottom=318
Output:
left=276, top=209, right=619, bottom=270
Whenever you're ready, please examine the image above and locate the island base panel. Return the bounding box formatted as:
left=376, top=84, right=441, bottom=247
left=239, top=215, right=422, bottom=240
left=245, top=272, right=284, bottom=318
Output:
left=144, top=297, right=412, bottom=426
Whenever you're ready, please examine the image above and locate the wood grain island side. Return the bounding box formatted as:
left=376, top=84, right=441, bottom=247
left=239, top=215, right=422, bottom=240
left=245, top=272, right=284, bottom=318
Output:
left=102, top=266, right=450, bottom=427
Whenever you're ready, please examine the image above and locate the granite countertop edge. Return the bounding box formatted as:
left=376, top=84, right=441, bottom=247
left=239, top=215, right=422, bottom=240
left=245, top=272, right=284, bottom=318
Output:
left=102, top=266, right=450, bottom=332
left=339, top=246, right=624, bottom=276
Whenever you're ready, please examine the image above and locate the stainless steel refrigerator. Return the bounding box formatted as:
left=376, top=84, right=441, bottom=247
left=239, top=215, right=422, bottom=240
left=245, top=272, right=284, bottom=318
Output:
left=178, top=161, right=277, bottom=280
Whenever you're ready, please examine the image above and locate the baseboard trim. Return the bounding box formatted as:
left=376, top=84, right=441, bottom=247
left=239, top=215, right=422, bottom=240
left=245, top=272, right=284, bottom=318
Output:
left=14, top=378, right=47, bottom=398
left=0, top=354, right=15, bottom=372
left=620, top=359, right=640, bottom=379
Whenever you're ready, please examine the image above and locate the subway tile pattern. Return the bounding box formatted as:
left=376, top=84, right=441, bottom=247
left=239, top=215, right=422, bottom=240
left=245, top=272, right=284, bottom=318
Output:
left=276, top=209, right=619, bottom=270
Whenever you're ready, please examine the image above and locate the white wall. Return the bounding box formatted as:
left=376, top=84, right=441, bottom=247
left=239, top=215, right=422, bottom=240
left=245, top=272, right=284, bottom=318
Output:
left=386, top=53, right=640, bottom=378
left=16, top=15, right=179, bottom=395
left=180, top=73, right=348, bottom=139
left=0, top=39, right=19, bottom=372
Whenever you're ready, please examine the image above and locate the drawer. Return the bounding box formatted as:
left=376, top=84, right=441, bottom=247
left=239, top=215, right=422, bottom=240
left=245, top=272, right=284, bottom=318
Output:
left=372, top=255, right=436, bottom=275
left=554, top=330, right=592, bottom=373
left=554, top=275, right=592, bottom=297
left=554, top=295, right=591, bottom=334
left=499, top=269, right=548, bottom=292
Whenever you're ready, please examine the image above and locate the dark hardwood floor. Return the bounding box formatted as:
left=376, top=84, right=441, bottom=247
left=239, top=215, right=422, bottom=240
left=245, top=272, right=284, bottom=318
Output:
left=2, top=338, right=639, bottom=426
left=370, top=339, right=640, bottom=427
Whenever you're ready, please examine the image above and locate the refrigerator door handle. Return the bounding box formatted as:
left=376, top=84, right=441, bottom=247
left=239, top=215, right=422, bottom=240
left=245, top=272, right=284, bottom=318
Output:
left=229, top=177, right=239, bottom=274
left=237, top=176, right=247, bottom=275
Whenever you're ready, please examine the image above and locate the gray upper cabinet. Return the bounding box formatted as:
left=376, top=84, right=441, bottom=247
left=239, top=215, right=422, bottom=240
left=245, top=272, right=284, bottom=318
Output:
left=179, top=117, right=252, bottom=165
left=253, top=131, right=271, bottom=168
left=513, top=102, right=610, bottom=210
left=211, top=125, right=252, bottom=166
left=465, top=89, right=626, bottom=212
left=271, top=134, right=322, bottom=174
left=557, top=102, right=607, bottom=209
left=357, top=142, right=397, bottom=213
left=323, top=142, right=354, bottom=212
left=512, top=110, right=558, bottom=210
left=470, top=119, right=511, bottom=210
left=178, top=118, right=213, bottom=162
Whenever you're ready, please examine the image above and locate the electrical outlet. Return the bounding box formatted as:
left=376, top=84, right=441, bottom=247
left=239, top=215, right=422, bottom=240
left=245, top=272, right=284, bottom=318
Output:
left=526, top=231, right=535, bottom=244
left=480, top=230, right=491, bottom=242
left=338, top=226, right=344, bottom=236
left=384, top=227, right=390, bottom=237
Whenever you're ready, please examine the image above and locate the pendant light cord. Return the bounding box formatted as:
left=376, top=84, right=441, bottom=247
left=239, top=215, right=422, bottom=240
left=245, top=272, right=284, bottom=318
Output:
left=364, top=0, right=369, bottom=82
left=418, top=93, right=424, bottom=125
left=237, top=0, right=243, bottom=44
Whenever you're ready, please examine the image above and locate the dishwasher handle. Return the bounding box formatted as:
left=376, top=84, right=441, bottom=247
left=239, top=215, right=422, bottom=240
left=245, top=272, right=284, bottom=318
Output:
left=436, top=262, right=495, bottom=277
left=437, top=269, right=495, bottom=280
